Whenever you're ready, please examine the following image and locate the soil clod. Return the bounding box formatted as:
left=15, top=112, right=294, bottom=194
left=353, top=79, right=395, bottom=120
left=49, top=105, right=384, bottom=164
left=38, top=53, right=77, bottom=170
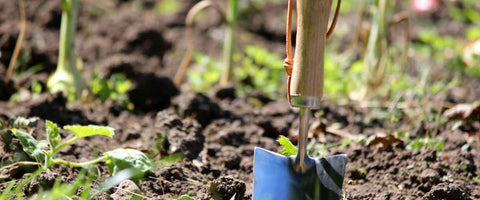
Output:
left=209, top=176, right=246, bottom=200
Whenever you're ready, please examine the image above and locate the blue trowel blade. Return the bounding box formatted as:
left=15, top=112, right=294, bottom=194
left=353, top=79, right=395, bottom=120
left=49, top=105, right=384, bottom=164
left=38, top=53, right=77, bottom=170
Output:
left=253, top=147, right=347, bottom=200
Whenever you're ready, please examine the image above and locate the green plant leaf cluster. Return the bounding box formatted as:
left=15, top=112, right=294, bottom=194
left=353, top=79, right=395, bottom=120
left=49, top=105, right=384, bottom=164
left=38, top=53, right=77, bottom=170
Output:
left=187, top=54, right=222, bottom=92
left=277, top=135, right=297, bottom=156
left=104, top=148, right=154, bottom=179
left=188, top=45, right=286, bottom=98
left=90, top=70, right=134, bottom=110
left=235, top=45, right=285, bottom=97
left=407, top=137, right=444, bottom=152
left=64, top=124, right=114, bottom=138
left=11, top=129, right=48, bottom=162
left=10, top=120, right=153, bottom=179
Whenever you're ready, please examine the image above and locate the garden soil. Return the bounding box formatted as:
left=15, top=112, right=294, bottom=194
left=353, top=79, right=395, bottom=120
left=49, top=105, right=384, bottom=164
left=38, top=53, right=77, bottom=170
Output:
left=1, top=0, right=480, bottom=199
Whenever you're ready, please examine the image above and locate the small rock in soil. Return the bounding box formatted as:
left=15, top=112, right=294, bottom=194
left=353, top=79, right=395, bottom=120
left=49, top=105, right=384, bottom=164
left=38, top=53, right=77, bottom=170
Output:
left=173, top=92, right=221, bottom=127
left=424, top=183, right=470, bottom=200
left=209, top=176, right=246, bottom=200
left=156, top=110, right=204, bottom=159
left=110, top=180, right=142, bottom=200
left=420, top=168, right=440, bottom=184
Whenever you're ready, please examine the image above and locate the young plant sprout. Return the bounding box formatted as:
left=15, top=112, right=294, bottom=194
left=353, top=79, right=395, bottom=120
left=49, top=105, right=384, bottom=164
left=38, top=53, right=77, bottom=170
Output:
left=219, top=0, right=239, bottom=86
left=173, top=0, right=239, bottom=87
left=11, top=120, right=153, bottom=178
left=47, top=0, right=87, bottom=97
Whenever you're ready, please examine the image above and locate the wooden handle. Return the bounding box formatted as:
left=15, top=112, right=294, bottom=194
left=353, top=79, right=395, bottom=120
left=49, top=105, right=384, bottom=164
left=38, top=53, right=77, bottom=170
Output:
left=290, top=0, right=332, bottom=108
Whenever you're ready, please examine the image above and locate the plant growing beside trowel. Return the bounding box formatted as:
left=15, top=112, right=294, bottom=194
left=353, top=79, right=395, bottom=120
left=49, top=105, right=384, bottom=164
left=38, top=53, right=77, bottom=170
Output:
left=173, top=0, right=238, bottom=87
left=253, top=0, right=347, bottom=199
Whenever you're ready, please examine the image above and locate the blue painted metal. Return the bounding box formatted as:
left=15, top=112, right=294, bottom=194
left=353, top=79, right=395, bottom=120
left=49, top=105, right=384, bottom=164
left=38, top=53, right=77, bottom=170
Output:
left=253, top=147, right=347, bottom=200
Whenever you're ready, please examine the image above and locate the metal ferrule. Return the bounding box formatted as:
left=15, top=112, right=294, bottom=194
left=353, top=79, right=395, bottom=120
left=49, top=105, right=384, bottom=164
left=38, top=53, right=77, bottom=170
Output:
left=290, top=96, right=321, bottom=108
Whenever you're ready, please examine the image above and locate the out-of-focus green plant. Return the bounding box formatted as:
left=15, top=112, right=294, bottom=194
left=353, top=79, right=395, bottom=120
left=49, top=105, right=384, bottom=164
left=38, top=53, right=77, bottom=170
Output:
left=47, top=0, right=87, bottom=98
left=154, top=0, right=181, bottom=16
left=220, top=0, right=239, bottom=86
left=415, top=30, right=480, bottom=77
left=363, top=0, right=391, bottom=94
left=324, top=56, right=363, bottom=100
left=447, top=0, right=480, bottom=24
left=407, top=136, right=444, bottom=152
left=187, top=45, right=285, bottom=98
left=0, top=169, right=93, bottom=200
left=235, top=46, right=284, bottom=97
left=90, top=70, right=134, bottom=110
left=187, top=53, right=222, bottom=92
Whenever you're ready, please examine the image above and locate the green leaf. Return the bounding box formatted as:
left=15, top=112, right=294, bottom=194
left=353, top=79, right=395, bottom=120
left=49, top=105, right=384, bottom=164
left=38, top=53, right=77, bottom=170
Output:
left=277, top=135, right=297, bottom=156
left=176, top=195, right=196, bottom=200
left=45, top=120, right=61, bottom=148
left=11, top=129, right=47, bottom=162
left=63, top=125, right=114, bottom=138
left=11, top=116, right=38, bottom=129
left=154, top=152, right=185, bottom=168
left=104, top=148, right=153, bottom=179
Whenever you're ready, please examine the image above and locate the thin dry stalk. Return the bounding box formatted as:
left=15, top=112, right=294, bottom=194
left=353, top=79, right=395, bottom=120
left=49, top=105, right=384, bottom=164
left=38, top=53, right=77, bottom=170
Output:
left=4, top=0, right=27, bottom=84
left=388, top=11, right=409, bottom=73
left=326, top=126, right=361, bottom=140
left=173, top=0, right=225, bottom=87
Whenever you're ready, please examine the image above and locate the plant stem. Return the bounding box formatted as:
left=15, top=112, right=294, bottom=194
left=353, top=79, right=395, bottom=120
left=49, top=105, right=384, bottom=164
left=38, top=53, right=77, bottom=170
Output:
left=173, top=0, right=224, bottom=86
left=58, top=0, right=78, bottom=74
left=364, top=0, right=389, bottom=93
left=52, top=156, right=107, bottom=167
left=4, top=0, right=26, bottom=84
left=53, top=136, right=78, bottom=153
left=219, top=0, right=238, bottom=86
left=48, top=0, right=86, bottom=96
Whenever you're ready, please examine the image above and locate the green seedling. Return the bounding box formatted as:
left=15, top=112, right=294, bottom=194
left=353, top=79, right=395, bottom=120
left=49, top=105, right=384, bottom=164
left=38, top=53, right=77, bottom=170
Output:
left=406, top=136, right=444, bottom=152
left=11, top=120, right=153, bottom=178
left=90, top=70, right=134, bottom=110
left=47, top=0, right=87, bottom=98
left=277, top=135, right=297, bottom=156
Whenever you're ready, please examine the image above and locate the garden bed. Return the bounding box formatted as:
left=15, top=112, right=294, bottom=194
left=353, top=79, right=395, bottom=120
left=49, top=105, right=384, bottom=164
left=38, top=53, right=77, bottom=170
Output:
left=1, top=0, right=480, bottom=199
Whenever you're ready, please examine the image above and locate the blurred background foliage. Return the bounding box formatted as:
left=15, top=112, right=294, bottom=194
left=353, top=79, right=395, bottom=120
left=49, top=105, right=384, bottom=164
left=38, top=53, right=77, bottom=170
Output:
left=184, top=0, right=479, bottom=104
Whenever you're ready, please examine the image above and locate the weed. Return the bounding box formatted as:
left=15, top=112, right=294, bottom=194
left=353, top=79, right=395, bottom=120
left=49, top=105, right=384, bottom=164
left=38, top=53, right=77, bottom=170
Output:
left=407, top=136, right=444, bottom=152
left=277, top=135, right=297, bottom=156
left=90, top=69, right=134, bottom=110
left=10, top=120, right=153, bottom=178
left=188, top=46, right=286, bottom=98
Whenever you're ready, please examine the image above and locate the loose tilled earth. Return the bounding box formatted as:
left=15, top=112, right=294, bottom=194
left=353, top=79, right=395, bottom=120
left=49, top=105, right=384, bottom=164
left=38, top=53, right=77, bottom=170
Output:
left=1, top=0, right=480, bottom=199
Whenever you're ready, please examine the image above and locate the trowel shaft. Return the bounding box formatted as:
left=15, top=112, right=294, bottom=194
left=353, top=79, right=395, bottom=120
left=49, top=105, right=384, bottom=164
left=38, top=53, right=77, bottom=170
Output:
left=294, top=107, right=311, bottom=173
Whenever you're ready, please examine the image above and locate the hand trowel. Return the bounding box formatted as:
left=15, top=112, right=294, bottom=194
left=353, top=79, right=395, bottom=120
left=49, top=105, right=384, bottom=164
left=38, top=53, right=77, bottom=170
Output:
left=253, top=0, right=347, bottom=199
